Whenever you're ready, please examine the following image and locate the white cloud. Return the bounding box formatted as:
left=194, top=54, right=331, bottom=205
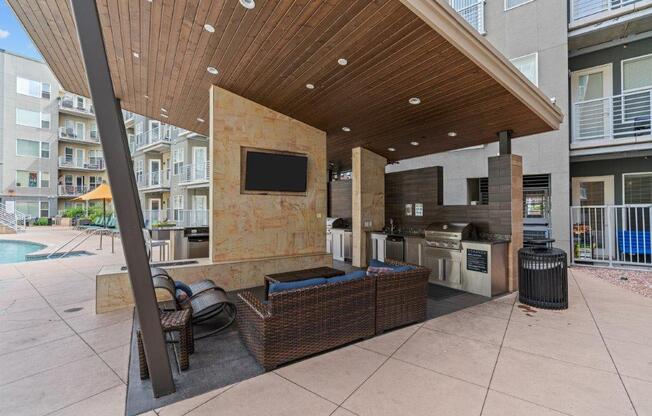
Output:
left=0, top=29, right=10, bottom=39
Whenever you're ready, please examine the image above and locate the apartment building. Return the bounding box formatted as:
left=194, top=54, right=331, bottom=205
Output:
left=387, top=0, right=571, bottom=253
left=0, top=50, right=60, bottom=218
left=568, top=0, right=652, bottom=266
left=56, top=92, right=108, bottom=213
left=126, top=113, right=209, bottom=228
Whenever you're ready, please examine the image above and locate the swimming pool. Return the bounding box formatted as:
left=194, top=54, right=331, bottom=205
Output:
left=0, top=240, right=47, bottom=264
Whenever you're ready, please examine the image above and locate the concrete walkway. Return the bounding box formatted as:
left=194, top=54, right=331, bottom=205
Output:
left=0, top=228, right=650, bottom=415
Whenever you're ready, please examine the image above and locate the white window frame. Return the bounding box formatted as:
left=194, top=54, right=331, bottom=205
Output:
left=40, top=142, right=50, bottom=159
left=173, top=195, right=184, bottom=221
left=16, top=170, right=40, bottom=188
left=16, top=76, right=50, bottom=98
left=40, top=172, right=50, bottom=188
left=510, top=52, right=539, bottom=86
left=622, top=172, right=652, bottom=204
left=173, top=148, right=184, bottom=175
left=16, top=138, right=41, bottom=158
left=504, top=0, right=535, bottom=11
left=621, top=53, right=652, bottom=94
left=39, top=201, right=49, bottom=218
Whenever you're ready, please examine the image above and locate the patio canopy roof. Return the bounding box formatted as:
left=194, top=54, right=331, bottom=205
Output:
left=9, top=0, right=563, bottom=167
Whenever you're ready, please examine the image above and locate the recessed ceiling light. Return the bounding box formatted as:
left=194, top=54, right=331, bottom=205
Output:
left=197, top=118, right=205, bottom=123
left=207, top=66, right=219, bottom=75
left=410, top=141, right=419, bottom=146
left=203, top=24, right=215, bottom=33
left=160, top=113, right=168, bottom=118
left=388, top=147, right=396, bottom=152
left=409, top=97, right=421, bottom=105
left=337, top=58, right=348, bottom=66
left=132, top=52, right=140, bottom=58
left=306, top=83, right=315, bottom=89
left=448, top=131, right=457, bottom=137
left=342, top=127, right=351, bottom=132
left=144, top=95, right=150, bottom=99
left=161, top=107, right=167, bottom=113
left=239, top=0, right=255, bottom=9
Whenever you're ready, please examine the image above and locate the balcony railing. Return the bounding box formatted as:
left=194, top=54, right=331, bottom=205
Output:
left=143, top=209, right=209, bottom=228
left=58, top=185, right=93, bottom=196
left=137, top=169, right=171, bottom=189
left=176, top=162, right=210, bottom=184
left=58, top=156, right=105, bottom=170
left=123, top=111, right=135, bottom=123
left=572, top=87, right=652, bottom=143
left=58, top=94, right=94, bottom=116
left=571, top=0, right=643, bottom=22
left=450, top=0, right=485, bottom=34
left=58, top=127, right=100, bottom=143
left=134, top=126, right=173, bottom=151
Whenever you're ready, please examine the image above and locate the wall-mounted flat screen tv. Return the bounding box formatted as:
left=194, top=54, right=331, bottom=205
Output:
left=242, top=148, right=308, bottom=194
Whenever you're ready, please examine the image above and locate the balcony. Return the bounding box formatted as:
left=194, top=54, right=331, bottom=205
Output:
left=143, top=209, right=209, bottom=228
left=450, top=0, right=485, bottom=34
left=58, top=127, right=101, bottom=145
left=58, top=94, right=95, bottom=118
left=58, top=184, right=93, bottom=197
left=571, top=0, right=648, bottom=22
left=136, top=169, right=171, bottom=191
left=571, top=87, right=652, bottom=154
left=58, top=156, right=106, bottom=171
left=134, top=126, right=173, bottom=153
left=176, top=162, right=210, bottom=187
left=123, top=110, right=135, bottom=126
left=569, top=0, right=652, bottom=51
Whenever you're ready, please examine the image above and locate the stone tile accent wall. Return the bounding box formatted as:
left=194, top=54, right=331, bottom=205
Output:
left=352, top=147, right=387, bottom=267
left=210, top=87, right=328, bottom=263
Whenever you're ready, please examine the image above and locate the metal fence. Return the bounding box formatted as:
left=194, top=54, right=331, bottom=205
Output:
left=143, top=209, right=209, bottom=228
left=570, top=204, right=652, bottom=267
left=572, top=87, right=652, bottom=142
left=571, top=0, right=643, bottom=21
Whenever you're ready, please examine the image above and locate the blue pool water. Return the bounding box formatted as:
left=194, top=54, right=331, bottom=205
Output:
left=0, top=240, right=47, bottom=264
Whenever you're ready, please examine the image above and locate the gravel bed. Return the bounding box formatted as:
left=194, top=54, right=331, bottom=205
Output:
left=574, top=266, right=652, bottom=298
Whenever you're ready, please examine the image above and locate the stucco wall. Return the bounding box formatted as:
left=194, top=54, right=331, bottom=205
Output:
left=209, top=86, right=327, bottom=262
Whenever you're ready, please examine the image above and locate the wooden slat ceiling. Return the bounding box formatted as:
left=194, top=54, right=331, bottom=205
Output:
left=8, top=0, right=563, bottom=168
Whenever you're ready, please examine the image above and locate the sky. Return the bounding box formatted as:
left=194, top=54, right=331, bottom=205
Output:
left=0, top=0, right=42, bottom=61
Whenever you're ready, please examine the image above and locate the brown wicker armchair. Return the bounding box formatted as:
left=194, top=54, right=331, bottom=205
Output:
left=236, top=276, right=376, bottom=371
left=375, top=260, right=430, bottom=334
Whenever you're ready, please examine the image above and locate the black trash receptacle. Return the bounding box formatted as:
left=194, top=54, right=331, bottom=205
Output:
left=518, top=247, right=568, bottom=310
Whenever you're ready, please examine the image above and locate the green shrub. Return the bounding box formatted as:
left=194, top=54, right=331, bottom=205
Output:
left=34, top=217, right=50, bottom=226
left=63, top=206, right=85, bottom=218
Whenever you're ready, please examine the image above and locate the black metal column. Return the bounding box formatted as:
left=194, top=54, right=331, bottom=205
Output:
left=498, top=130, right=512, bottom=155
left=70, top=0, right=175, bottom=397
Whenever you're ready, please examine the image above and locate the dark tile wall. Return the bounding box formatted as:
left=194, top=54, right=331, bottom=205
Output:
left=385, top=157, right=520, bottom=237
left=328, top=180, right=352, bottom=220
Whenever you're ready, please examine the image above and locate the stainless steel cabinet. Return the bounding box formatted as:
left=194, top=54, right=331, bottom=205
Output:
left=404, top=237, right=424, bottom=265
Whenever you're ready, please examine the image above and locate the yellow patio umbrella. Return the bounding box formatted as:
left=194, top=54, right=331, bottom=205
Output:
left=73, top=183, right=113, bottom=228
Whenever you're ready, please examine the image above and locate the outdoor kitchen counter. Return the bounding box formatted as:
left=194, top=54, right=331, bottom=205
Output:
left=462, top=239, right=510, bottom=245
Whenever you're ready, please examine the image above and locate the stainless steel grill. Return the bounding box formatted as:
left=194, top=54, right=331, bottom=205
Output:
left=424, top=222, right=474, bottom=251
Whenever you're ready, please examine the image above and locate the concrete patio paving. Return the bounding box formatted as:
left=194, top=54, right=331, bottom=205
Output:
left=1, top=228, right=651, bottom=415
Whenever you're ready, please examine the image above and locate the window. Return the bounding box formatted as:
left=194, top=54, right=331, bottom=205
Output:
left=41, top=142, right=50, bottom=159
left=624, top=173, right=652, bottom=204
left=16, top=109, right=50, bottom=129
left=173, top=195, right=184, bottom=221
left=135, top=159, right=144, bottom=183
left=76, top=122, right=85, bottom=139
left=16, top=170, right=39, bottom=188
left=15, top=202, right=38, bottom=218
left=64, top=147, right=74, bottom=162
left=622, top=55, right=652, bottom=92
left=505, top=0, right=533, bottom=10
left=467, top=177, right=489, bottom=205
left=16, top=77, right=50, bottom=98
left=40, top=201, right=49, bottom=218
left=173, top=148, right=184, bottom=175
left=40, top=172, right=50, bottom=188
left=16, top=139, right=40, bottom=157
left=76, top=96, right=85, bottom=110
left=510, top=53, right=538, bottom=86
left=90, top=123, right=98, bottom=139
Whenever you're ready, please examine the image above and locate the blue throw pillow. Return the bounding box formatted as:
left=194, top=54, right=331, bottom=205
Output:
left=268, top=277, right=328, bottom=295
left=175, top=281, right=193, bottom=296
left=329, top=270, right=366, bottom=284
left=369, top=259, right=389, bottom=268
left=391, top=265, right=416, bottom=273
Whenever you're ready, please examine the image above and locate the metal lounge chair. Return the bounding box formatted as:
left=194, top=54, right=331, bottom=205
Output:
left=150, top=267, right=236, bottom=339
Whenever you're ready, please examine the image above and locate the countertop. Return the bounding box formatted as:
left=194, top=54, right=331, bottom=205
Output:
left=369, top=230, right=510, bottom=244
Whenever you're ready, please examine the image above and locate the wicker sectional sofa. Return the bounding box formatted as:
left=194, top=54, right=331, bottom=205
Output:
left=236, top=262, right=429, bottom=370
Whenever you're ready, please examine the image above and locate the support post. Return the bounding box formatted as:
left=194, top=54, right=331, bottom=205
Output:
left=69, top=0, right=175, bottom=397
left=498, top=130, right=512, bottom=155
